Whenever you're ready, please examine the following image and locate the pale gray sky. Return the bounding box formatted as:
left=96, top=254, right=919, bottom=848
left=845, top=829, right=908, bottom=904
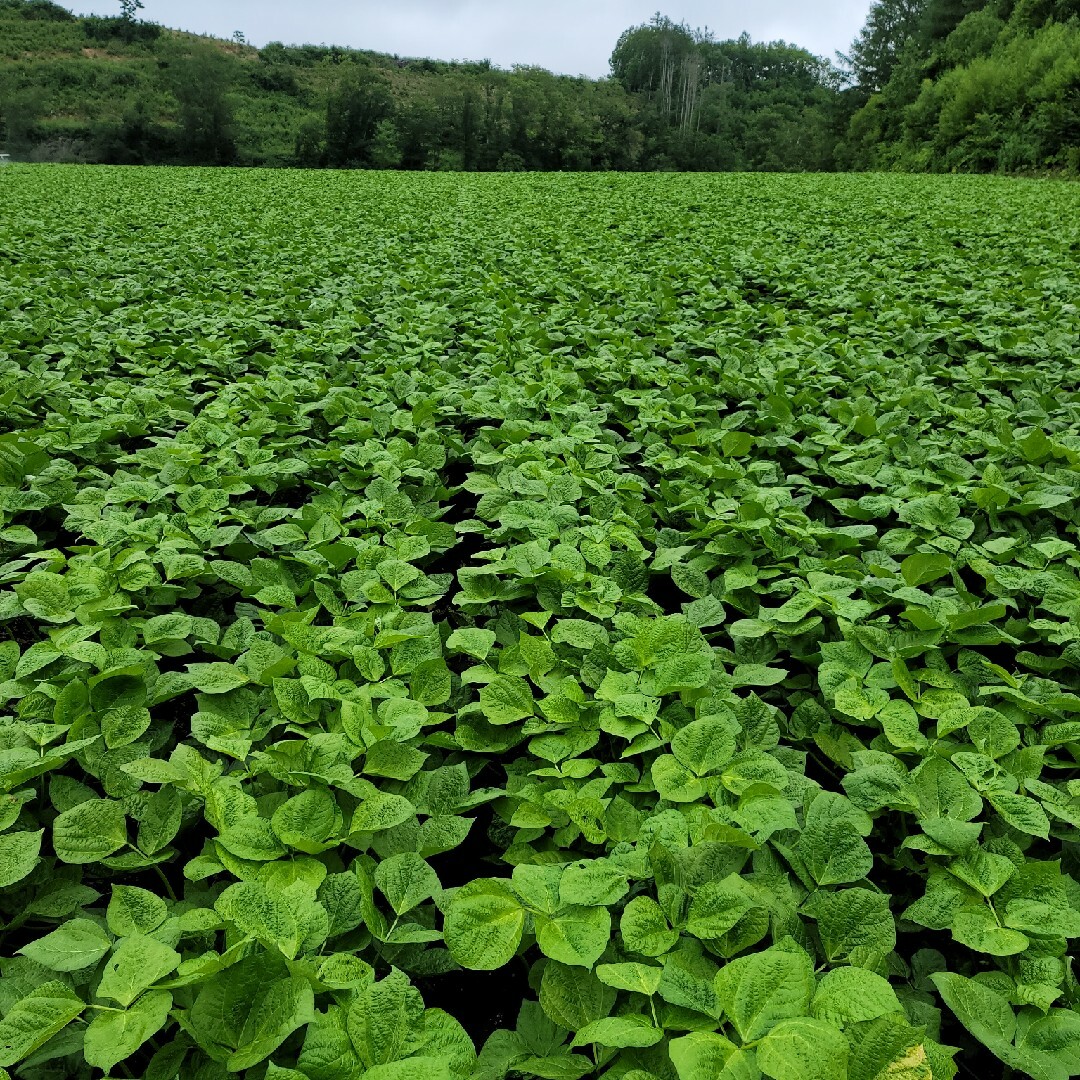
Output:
left=77, top=1, right=873, bottom=76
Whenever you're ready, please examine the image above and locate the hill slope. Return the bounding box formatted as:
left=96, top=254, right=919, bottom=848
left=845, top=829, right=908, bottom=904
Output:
left=0, top=2, right=847, bottom=170
left=0, top=0, right=1077, bottom=171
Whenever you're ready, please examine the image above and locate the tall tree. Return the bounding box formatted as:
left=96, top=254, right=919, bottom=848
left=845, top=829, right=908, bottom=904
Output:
left=611, top=15, right=708, bottom=134
left=917, top=0, right=986, bottom=49
left=843, top=0, right=926, bottom=90
left=170, top=42, right=236, bottom=164
left=0, top=83, right=47, bottom=153
left=324, top=66, right=393, bottom=168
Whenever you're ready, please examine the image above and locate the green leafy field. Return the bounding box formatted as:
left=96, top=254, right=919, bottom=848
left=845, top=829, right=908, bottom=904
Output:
left=1, top=166, right=1080, bottom=1080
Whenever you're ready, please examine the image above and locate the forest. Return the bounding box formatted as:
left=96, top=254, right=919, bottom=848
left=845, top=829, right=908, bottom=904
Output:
left=0, top=0, right=1077, bottom=174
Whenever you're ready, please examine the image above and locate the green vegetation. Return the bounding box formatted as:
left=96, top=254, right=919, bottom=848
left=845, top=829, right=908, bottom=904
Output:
left=0, top=0, right=835, bottom=170
left=842, top=0, right=1080, bottom=172
left=0, top=0, right=1076, bottom=171
left=2, top=166, right=1080, bottom=1078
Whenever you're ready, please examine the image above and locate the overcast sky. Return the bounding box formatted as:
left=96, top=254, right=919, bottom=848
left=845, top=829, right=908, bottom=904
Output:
left=79, top=1, right=873, bottom=76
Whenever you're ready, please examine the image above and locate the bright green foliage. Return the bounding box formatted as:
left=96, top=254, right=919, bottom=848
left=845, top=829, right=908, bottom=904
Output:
left=16, top=919, right=111, bottom=972
left=845, top=0, right=1080, bottom=174
left=0, top=168, right=1079, bottom=1080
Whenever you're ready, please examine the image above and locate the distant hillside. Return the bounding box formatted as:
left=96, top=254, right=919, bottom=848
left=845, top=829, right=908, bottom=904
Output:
left=0, top=0, right=517, bottom=167
left=0, top=0, right=1076, bottom=172
left=0, top=1, right=847, bottom=170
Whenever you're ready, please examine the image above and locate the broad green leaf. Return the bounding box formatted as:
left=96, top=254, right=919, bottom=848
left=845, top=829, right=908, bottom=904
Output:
left=445, top=628, right=497, bottom=659
left=731, top=663, right=789, bottom=688
left=570, top=1016, right=663, bottom=1049
left=1005, top=898, right=1080, bottom=938
left=552, top=620, right=608, bottom=650
left=411, top=659, right=452, bottom=705
left=988, top=792, right=1051, bottom=838
left=83, top=990, right=172, bottom=1074
left=347, top=969, right=423, bottom=1068
left=215, top=880, right=300, bottom=958
left=363, top=741, right=429, bottom=781
left=218, top=816, right=288, bottom=861
left=671, top=716, right=737, bottom=776
left=378, top=698, right=429, bottom=733
left=686, top=876, right=760, bottom=941
left=559, top=859, right=629, bottom=907
left=660, top=943, right=722, bottom=1018
left=96, top=934, right=181, bottom=1007
left=947, top=850, right=1015, bottom=897
left=375, top=852, right=441, bottom=916
left=930, top=971, right=1019, bottom=1067
left=107, top=885, right=168, bottom=936
left=535, top=906, right=610, bottom=968
left=799, top=823, right=873, bottom=886
left=595, top=962, right=662, bottom=996
left=1017, top=1010, right=1080, bottom=1079
left=652, top=755, right=709, bottom=803
left=0, top=829, right=42, bottom=888
left=0, top=982, right=85, bottom=1068
left=52, top=798, right=127, bottom=864
left=138, top=784, right=183, bottom=855
left=900, top=553, right=953, bottom=588
left=365, top=1060, right=454, bottom=1080
left=951, top=905, right=1029, bottom=956
left=378, top=558, right=422, bottom=592
left=715, top=945, right=815, bottom=1042
left=479, top=676, right=535, bottom=725
left=669, top=1032, right=749, bottom=1080
left=144, top=613, right=194, bottom=644
left=298, top=1004, right=363, bottom=1080
left=672, top=562, right=710, bottom=598
left=102, top=705, right=152, bottom=749
left=186, top=662, right=250, bottom=693
left=721, top=431, right=754, bottom=457
left=272, top=788, right=341, bottom=853
left=352, top=791, right=416, bottom=833
left=18, top=919, right=112, bottom=972
left=621, top=896, right=679, bottom=957
left=14, top=572, right=75, bottom=623
left=798, top=792, right=874, bottom=886
left=444, top=879, right=525, bottom=970
left=418, top=1008, right=476, bottom=1076
left=811, top=968, right=902, bottom=1027
left=814, top=888, right=896, bottom=963
left=539, top=962, right=612, bottom=1030
left=847, top=1015, right=934, bottom=1080
left=229, top=975, right=316, bottom=1071
left=512, top=862, right=564, bottom=915
left=757, top=1017, right=849, bottom=1080
left=653, top=653, right=713, bottom=695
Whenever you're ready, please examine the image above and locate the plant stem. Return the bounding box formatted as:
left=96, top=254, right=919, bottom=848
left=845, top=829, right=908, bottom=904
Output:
left=151, top=861, right=178, bottom=903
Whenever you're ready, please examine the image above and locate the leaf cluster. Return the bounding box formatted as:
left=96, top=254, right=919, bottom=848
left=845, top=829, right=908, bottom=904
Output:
left=0, top=169, right=1079, bottom=1079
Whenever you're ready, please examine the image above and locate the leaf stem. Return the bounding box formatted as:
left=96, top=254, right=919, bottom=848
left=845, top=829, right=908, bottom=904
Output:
left=150, top=860, right=179, bottom=902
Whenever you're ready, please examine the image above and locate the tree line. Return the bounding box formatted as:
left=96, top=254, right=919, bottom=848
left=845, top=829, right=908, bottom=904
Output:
left=0, top=0, right=1076, bottom=172
left=842, top=0, right=1079, bottom=171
